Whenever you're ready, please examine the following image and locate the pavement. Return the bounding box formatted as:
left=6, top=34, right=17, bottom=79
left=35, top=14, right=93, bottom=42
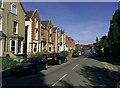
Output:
left=2, top=55, right=120, bottom=88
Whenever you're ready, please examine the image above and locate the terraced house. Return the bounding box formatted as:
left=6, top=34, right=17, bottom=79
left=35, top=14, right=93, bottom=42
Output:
left=41, top=20, right=54, bottom=53
left=60, top=30, right=65, bottom=51
left=0, top=0, right=25, bottom=57
left=25, top=9, right=41, bottom=55
left=67, top=37, right=75, bottom=56
left=57, top=28, right=62, bottom=52
left=53, top=27, right=60, bottom=53
left=40, top=23, right=47, bottom=51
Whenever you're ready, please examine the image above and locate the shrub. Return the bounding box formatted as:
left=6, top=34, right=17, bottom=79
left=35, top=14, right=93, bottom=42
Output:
left=34, top=52, right=40, bottom=57
left=34, top=50, right=49, bottom=57
left=61, top=51, right=69, bottom=56
left=40, top=50, right=49, bottom=57
left=2, top=58, right=20, bottom=70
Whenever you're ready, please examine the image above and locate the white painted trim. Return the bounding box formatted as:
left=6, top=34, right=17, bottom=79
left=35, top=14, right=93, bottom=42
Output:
left=0, top=16, right=2, bottom=31
left=0, top=39, right=2, bottom=57
left=10, top=40, right=12, bottom=52
left=0, top=0, right=3, bottom=8
left=21, top=41, right=23, bottom=54
left=13, top=21, right=18, bottom=34
left=10, top=39, right=16, bottom=54
left=18, top=40, right=23, bottom=54
left=14, top=39, right=17, bottom=54
left=10, top=3, right=18, bottom=15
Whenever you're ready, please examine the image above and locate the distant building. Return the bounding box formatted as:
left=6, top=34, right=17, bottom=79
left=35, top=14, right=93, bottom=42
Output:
left=75, top=43, right=94, bottom=51
left=67, top=37, right=75, bottom=56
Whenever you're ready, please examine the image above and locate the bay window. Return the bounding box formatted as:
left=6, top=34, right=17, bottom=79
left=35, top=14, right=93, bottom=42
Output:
left=18, top=40, right=22, bottom=53
left=10, top=40, right=15, bottom=54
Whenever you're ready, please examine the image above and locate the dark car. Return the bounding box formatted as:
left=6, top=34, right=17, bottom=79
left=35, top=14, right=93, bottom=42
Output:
left=11, top=56, right=48, bottom=75
left=47, top=53, right=67, bottom=65
left=72, top=52, right=79, bottom=57
left=94, top=50, right=103, bottom=57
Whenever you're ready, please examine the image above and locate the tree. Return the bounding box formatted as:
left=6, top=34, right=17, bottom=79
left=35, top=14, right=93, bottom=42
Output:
left=100, top=36, right=109, bottom=48
left=96, top=37, right=99, bottom=43
left=108, top=10, right=120, bottom=59
left=108, top=10, right=120, bottom=45
left=94, top=37, right=101, bottom=51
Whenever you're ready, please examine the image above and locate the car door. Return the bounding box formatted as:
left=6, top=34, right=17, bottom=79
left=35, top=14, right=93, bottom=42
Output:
left=37, top=57, right=45, bottom=70
left=33, top=57, right=42, bottom=71
left=59, top=53, right=64, bottom=62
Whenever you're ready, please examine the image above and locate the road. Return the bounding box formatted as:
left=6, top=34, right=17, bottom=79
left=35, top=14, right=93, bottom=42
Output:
left=2, top=54, right=120, bottom=88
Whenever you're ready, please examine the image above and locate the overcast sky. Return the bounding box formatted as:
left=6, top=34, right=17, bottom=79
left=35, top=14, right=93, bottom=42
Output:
left=22, top=2, right=118, bottom=44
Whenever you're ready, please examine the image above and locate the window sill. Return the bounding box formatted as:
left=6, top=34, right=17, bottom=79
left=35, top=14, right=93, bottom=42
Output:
left=10, top=12, right=17, bottom=16
left=17, top=53, right=23, bottom=54
left=13, top=33, right=18, bottom=35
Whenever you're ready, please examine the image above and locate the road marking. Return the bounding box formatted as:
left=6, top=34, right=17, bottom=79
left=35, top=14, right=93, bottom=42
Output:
left=52, top=74, right=68, bottom=86
left=72, top=64, right=79, bottom=70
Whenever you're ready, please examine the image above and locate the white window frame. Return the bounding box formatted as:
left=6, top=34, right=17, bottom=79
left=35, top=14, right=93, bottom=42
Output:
left=35, top=18, right=38, bottom=29
left=10, top=40, right=16, bottom=54
left=0, top=16, right=2, bottom=31
left=10, top=3, right=17, bottom=15
left=0, top=0, right=3, bottom=8
left=13, top=21, right=18, bottom=34
left=18, top=40, right=22, bottom=54
left=34, top=43, right=37, bottom=53
left=50, top=36, right=51, bottom=42
left=35, top=29, right=38, bottom=40
left=50, top=29, right=52, bottom=34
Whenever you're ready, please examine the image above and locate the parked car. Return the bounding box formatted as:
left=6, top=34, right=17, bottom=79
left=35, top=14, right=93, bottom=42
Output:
left=81, top=50, right=85, bottom=55
left=47, top=53, right=67, bottom=65
left=72, top=52, right=79, bottom=57
left=11, top=56, right=48, bottom=75
left=94, top=50, right=103, bottom=57
left=78, top=51, right=82, bottom=56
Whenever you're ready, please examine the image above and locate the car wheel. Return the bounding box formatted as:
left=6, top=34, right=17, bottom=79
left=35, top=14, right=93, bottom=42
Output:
left=64, top=59, right=67, bottom=63
left=58, top=60, right=61, bottom=65
left=44, top=63, right=48, bottom=70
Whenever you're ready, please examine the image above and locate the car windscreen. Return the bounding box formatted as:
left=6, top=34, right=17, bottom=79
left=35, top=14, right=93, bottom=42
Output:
left=22, top=57, right=38, bottom=63
left=48, top=53, right=58, bottom=57
left=73, top=52, right=78, bottom=54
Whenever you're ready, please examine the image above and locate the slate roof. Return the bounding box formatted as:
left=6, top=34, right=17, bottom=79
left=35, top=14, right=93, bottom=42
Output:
left=61, top=30, right=65, bottom=34
left=53, top=27, right=57, bottom=32
left=25, top=11, right=34, bottom=21
left=41, top=20, right=49, bottom=27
